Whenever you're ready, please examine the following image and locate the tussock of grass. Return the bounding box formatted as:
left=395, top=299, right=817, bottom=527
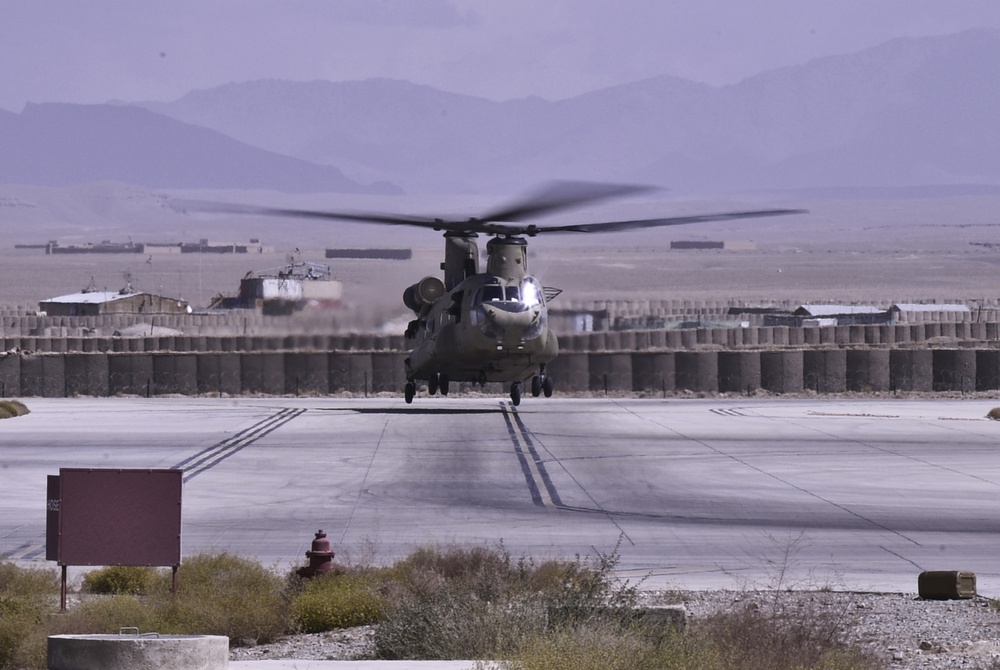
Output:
left=0, top=400, right=29, bottom=419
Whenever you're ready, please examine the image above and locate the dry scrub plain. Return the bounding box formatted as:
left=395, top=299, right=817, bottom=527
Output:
left=3, top=188, right=1000, bottom=327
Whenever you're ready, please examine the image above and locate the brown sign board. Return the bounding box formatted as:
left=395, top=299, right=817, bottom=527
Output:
left=47, top=469, right=182, bottom=567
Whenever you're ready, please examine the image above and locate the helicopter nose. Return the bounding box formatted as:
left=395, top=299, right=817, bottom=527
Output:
left=481, top=304, right=541, bottom=343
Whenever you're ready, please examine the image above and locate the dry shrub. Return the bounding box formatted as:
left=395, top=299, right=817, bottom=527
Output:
left=484, top=622, right=671, bottom=670
left=987, top=407, right=1000, bottom=421
left=52, top=595, right=164, bottom=636
left=686, top=599, right=879, bottom=670
left=0, top=400, right=28, bottom=419
left=159, top=553, right=288, bottom=644
left=82, top=566, right=160, bottom=596
left=488, top=598, right=878, bottom=670
left=374, top=541, right=635, bottom=661
left=0, top=563, right=58, bottom=670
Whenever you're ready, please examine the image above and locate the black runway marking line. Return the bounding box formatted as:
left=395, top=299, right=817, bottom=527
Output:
left=503, top=401, right=635, bottom=543
left=711, top=407, right=746, bottom=417
left=500, top=402, right=545, bottom=506
left=174, top=408, right=306, bottom=482
left=1, top=542, right=44, bottom=561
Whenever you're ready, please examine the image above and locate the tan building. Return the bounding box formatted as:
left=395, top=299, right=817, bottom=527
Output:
left=39, top=291, right=191, bottom=317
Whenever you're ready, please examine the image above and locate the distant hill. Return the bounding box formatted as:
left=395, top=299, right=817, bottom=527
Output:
left=136, top=29, right=1000, bottom=195
left=0, top=103, right=401, bottom=194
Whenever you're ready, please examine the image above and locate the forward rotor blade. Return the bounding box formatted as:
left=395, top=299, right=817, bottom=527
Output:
left=524, top=208, right=807, bottom=234
left=477, top=180, right=657, bottom=223
left=171, top=199, right=444, bottom=228
left=171, top=194, right=805, bottom=238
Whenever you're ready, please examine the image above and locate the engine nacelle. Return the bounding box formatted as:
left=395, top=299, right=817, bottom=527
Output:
left=403, top=276, right=446, bottom=313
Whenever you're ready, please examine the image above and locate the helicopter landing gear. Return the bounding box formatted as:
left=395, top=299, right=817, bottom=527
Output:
left=510, top=382, right=522, bottom=406
left=477, top=371, right=487, bottom=387
left=404, top=381, right=415, bottom=404
left=530, top=374, right=555, bottom=397
left=531, top=364, right=555, bottom=398
left=427, top=373, right=449, bottom=396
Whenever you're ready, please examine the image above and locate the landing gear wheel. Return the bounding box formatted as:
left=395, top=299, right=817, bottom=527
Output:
left=404, top=381, right=415, bottom=404
left=440, top=374, right=450, bottom=396
left=510, top=382, right=522, bottom=406
left=531, top=375, right=542, bottom=397
left=542, top=375, right=554, bottom=398
left=428, top=374, right=439, bottom=396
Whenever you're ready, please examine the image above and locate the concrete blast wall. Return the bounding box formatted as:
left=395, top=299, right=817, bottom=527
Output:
left=6, top=347, right=1000, bottom=398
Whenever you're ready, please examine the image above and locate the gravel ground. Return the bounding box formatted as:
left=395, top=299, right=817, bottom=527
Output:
left=229, top=590, right=1000, bottom=669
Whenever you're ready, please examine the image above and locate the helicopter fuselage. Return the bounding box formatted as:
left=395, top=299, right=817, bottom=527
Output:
left=405, top=271, right=559, bottom=385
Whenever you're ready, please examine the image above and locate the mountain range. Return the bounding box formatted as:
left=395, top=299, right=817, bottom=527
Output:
left=2, top=29, right=999, bottom=196
left=0, top=103, right=400, bottom=194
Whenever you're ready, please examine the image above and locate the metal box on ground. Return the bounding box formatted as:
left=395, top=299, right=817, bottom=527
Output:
left=918, top=570, right=977, bottom=599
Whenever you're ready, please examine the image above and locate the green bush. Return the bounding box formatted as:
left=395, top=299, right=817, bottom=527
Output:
left=291, top=573, right=386, bottom=633
left=82, top=566, right=159, bottom=595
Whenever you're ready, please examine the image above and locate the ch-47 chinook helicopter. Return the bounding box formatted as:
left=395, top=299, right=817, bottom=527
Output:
left=185, top=182, right=802, bottom=405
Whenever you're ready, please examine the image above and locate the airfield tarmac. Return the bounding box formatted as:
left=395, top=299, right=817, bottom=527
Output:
left=1, top=395, right=998, bottom=596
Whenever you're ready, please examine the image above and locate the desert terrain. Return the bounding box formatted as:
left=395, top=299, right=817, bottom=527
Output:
left=2, top=185, right=1000, bottom=331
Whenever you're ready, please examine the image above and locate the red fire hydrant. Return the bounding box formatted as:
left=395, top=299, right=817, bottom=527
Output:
left=296, top=530, right=336, bottom=578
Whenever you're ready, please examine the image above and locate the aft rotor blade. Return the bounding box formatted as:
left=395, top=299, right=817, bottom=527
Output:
left=527, top=208, right=807, bottom=234
left=477, top=180, right=657, bottom=223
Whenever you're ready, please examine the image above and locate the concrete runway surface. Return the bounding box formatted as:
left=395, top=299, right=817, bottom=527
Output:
left=2, top=395, right=998, bottom=596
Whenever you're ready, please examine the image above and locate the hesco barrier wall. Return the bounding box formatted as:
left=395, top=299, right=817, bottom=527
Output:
left=7, top=322, right=1000, bottom=355
left=3, top=346, right=999, bottom=398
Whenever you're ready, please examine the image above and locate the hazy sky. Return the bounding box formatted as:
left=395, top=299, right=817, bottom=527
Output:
left=2, top=0, right=1000, bottom=112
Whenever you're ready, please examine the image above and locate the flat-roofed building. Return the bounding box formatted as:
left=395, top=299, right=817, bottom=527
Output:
left=39, top=291, right=190, bottom=317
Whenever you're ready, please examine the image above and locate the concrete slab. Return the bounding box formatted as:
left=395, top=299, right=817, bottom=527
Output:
left=2, top=397, right=999, bottom=597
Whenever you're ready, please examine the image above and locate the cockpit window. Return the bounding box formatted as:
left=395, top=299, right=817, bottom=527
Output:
left=481, top=285, right=505, bottom=302
left=520, top=279, right=542, bottom=307
left=473, top=280, right=544, bottom=309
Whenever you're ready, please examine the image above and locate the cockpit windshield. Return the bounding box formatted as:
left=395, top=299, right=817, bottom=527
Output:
left=474, top=279, right=544, bottom=309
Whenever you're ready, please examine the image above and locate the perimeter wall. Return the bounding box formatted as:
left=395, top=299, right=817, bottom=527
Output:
left=3, top=322, right=999, bottom=397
